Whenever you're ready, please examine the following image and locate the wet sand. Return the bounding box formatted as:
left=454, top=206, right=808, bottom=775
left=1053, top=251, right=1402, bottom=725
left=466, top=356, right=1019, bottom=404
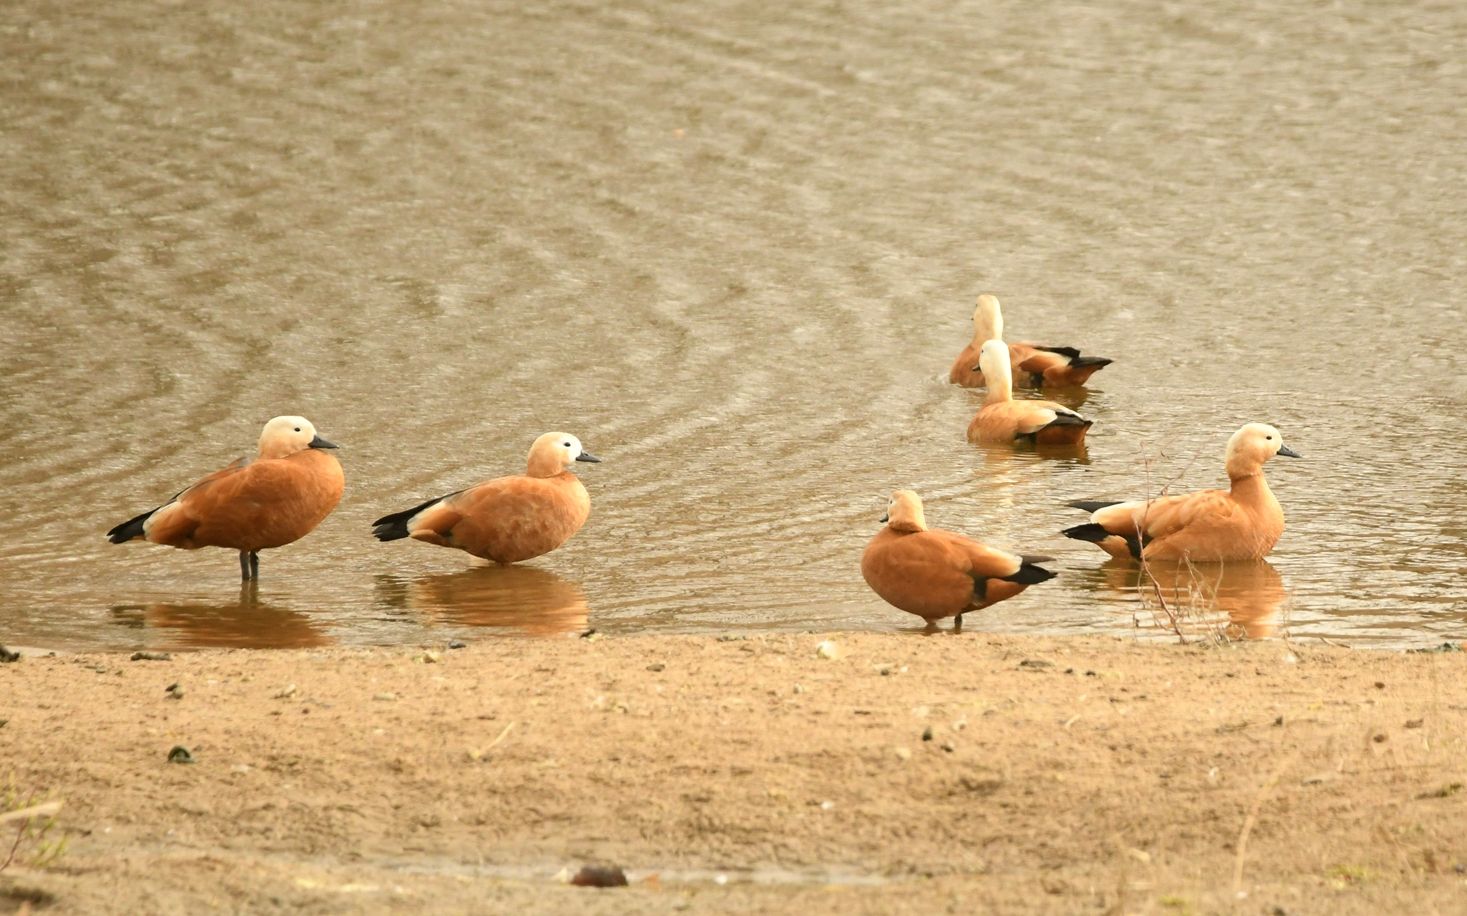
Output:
left=3, top=633, right=1464, bottom=914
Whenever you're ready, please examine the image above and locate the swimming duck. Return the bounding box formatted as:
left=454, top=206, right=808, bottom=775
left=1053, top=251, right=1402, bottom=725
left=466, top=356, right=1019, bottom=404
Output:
left=949, top=294, right=1112, bottom=389
left=966, top=340, right=1092, bottom=446
left=1063, top=423, right=1300, bottom=561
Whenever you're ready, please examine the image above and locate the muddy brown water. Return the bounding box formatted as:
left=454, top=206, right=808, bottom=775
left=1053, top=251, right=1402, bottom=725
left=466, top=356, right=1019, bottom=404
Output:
left=2, top=1, right=1464, bottom=651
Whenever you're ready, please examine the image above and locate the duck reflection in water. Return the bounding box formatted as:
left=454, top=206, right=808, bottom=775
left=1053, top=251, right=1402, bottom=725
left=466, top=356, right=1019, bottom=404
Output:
left=375, top=565, right=590, bottom=637
left=973, top=437, right=1091, bottom=468
left=110, top=585, right=331, bottom=649
left=1099, top=558, right=1288, bottom=639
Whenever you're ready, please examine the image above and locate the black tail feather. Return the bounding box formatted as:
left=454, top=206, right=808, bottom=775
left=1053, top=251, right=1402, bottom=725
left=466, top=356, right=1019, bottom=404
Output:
left=1034, top=345, right=1082, bottom=360
left=1046, top=413, right=1090, bottom=428
left=1062, top=522, right=1111, bottom=543
left=1064, top=522, right=1144, bottom=558
left=1004, top=559, right=1058, bottom=585
left=371, top=494, right=451, bottom=542
left=1067, top=499, right=1120, bottom=513
left=106, top=508, right=155, bottom=544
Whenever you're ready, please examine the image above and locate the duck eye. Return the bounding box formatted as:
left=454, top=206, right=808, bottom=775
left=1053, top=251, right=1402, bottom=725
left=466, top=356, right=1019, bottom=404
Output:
left=294, top=427, right=302, bottom=432
left=1265, top=435, right=1273, bottom=440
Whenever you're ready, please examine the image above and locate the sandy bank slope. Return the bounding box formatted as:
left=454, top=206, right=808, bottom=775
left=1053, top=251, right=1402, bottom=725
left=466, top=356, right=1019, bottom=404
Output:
left=1, top=633, right=1464, bottom=914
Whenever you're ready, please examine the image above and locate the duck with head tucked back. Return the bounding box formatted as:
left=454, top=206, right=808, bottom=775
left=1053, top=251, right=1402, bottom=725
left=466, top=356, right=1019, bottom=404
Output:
left=966, top=340, right=1092, bottom=446
left=1063, top=423, right=1300, bottom=562
left=861, top=489, right=1057, bottom=632
left=372, top=432, right=600, bottom=565
left=949, top=294, right=1112, bottom=389
left=106, top=415, right=345, bottom=581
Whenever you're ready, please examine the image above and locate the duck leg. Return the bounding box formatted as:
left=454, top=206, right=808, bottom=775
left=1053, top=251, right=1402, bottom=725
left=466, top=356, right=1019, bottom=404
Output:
left=953, top=613, right=964, bottom=633
left=239, top=550, right=260, bottom=581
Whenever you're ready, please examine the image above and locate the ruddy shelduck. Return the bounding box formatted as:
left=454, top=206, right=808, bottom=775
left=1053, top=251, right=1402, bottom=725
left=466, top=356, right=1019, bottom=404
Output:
left=949, top=294, right=1112, bottom=389
left=372, top=432, right=600, bottom=565
left=106, top=416, right=345, bottom=580
left=966, top=340, right=1092, bottom=446
left=861, top=490, right=1057, bottom=631
left=1063, top=423, right=1301, bottom=561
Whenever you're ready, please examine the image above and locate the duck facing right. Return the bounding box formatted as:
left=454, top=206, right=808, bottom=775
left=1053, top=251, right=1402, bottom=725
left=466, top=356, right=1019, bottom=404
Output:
left=1063, top=423, right=1300, bottom=562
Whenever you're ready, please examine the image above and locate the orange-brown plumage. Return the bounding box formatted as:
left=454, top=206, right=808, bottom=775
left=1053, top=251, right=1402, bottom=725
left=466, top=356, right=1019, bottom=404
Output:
left=106, top=416, right=345, bottom=580
left=860, top=490, right=1056, bottom=630
left=966, top=340, right=1092, bottom=445
left=373, top=432, right=599, bottom=565
left=1009, top=344, right=1112, bottom=387
left=948, top=339, right=987, bottom=388
left=949, top=294, right=1112, bottom=389
left=1064, top=424, right=1300, bottom=562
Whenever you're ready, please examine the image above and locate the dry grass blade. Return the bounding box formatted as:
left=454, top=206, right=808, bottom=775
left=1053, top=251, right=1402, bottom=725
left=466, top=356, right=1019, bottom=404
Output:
left=1232, top=754, right=1295, bottom=898
left=0, top=802, right=62, bottom=826
left=467, top=721, right=518, bottom=761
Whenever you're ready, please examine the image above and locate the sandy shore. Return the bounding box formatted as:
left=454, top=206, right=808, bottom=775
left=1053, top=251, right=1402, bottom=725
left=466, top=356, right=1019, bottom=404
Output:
left=1, top=633, right=1464, bottom=914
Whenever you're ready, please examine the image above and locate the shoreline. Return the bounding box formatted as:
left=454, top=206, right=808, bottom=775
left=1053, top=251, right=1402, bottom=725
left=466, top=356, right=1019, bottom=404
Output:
left=3, top=632, right=1464, bottom=914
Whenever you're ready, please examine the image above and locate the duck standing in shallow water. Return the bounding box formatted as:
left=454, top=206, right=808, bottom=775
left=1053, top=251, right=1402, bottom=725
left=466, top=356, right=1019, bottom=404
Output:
left=1063, top=423, right=1300, bottom=562
left=372, top=432, right=600, bottom=565
left=949, top=294, right=1112, bottom=389
left=967, top=340, right=1092, bottom=446
left=861, top=489, right=1057, bottom=631
left=106, top=416, right=345, bottom=581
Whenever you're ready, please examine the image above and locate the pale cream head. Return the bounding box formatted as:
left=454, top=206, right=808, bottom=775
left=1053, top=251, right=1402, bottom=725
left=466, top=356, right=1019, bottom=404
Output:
left=526, top=432, right=599, bottom=477
left=257, top=416, right=328, bottom=459
left=883, top=489, right=928, bottom=533
left=977, top=338, right=1013, bottom=402
left=972, top=294, right=1003, bottom=343
left=1224, top=423, right=1298, bottom=479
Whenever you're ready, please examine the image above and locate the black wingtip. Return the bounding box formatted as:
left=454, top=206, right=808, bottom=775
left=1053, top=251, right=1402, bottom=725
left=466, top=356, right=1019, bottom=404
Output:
left=1073, top=356, right=1113, bottom=368
left=1067, top=499, right=1120, bottom=513
left=106, top=509, right=154, bottom=544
